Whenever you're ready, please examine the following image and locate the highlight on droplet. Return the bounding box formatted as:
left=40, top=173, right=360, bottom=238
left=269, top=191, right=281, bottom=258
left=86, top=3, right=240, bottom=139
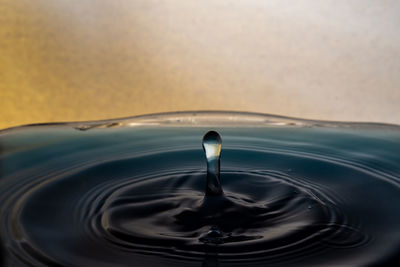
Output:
left=202, top=131, right=223, bottom=196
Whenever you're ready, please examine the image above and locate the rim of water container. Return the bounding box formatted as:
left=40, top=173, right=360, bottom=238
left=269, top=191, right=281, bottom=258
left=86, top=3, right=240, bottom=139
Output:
left=1, top=110, right=400, bottom=132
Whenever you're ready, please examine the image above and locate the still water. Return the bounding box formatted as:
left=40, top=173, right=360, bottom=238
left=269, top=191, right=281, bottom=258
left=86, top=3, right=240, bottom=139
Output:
left=1, top=113, right=400, bottom=266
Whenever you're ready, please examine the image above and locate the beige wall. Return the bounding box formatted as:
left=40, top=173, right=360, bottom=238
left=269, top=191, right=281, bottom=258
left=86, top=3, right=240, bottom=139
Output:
left=1, top=0, right=399, bottom=129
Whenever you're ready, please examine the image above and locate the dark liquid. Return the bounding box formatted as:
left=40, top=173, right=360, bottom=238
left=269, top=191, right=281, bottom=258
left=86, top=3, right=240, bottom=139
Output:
left=1, top=122, right=400, bottom=266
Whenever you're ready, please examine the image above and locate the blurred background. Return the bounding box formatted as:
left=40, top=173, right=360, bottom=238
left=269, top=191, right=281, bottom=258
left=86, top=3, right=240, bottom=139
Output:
left=1, top=0, right=399, bottom=129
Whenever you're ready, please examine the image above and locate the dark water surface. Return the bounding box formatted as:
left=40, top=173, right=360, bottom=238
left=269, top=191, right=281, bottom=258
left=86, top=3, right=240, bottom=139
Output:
left=1, top=114, right=400, bottom=266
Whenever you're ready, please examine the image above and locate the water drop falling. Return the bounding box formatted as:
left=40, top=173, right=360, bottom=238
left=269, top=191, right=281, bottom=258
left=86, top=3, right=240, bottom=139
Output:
left=202, top=131, right=223, bottom=196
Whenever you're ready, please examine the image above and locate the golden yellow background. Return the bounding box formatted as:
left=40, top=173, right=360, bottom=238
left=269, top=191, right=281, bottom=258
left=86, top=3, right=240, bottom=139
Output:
left=1, top=0, right=400, bottom=129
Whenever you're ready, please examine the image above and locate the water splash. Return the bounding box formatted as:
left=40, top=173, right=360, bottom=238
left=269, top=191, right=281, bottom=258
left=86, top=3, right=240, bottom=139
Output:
left=202, top=131, right=223, bottom=196
left=1, top=124, right=400, bottom=266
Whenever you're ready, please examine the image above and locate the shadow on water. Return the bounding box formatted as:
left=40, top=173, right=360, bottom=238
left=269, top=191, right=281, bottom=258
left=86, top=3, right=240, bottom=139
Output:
left=0, top=140, right=3, bottom=180
left=0, top=142, right=4, bottom=266
left=202, top=252, right=219, bottom=267
left=0, top=236, right=4, bottom=267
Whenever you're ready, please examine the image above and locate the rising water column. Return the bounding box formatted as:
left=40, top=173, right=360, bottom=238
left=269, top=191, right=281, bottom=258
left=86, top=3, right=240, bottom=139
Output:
left=202, top=131, right=223, bottom=196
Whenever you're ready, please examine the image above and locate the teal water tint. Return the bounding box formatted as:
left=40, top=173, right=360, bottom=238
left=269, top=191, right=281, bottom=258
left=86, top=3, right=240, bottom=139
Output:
left=1, top=123, right=400, bottom=266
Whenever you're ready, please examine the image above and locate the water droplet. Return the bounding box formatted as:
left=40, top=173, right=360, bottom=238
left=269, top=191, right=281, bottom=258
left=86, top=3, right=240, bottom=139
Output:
left=202, top=131, right=223, bottom=196
left=206, top=226, right=223, bottom=238
left=199, top=226, right=224, bottom=245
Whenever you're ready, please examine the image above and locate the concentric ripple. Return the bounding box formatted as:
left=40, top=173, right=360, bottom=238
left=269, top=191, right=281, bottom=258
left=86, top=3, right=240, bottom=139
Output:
left=1, top=114, right=400, bottom=266
left=91, top=169, right=366, bottom=258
